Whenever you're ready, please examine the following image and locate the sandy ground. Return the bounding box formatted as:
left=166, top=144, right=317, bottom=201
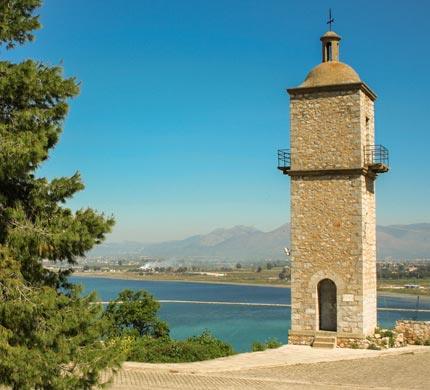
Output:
left=103, top=345, right=430, bottom=389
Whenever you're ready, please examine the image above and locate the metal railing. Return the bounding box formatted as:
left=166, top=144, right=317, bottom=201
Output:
left=277, top=149, right=291, bottom=170
left=364, top=144, right=389, bottom=167
left=277, top=146, right=389, bottom=174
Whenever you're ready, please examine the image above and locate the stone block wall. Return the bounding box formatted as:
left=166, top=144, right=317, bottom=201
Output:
left=290, top=89, right=363, bottom=171
left=361, top=174, right=376, bottom=333
left=360, top=91, right=377, bottom=333
left=290, top=173, right=376, bottom=335
left=287, top=334, right=314, bottom=346
left=395, top=320, right=430, bottom=344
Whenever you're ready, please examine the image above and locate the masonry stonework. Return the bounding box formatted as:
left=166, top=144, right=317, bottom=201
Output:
left=395, top=321, right=430, bottom=345
left=284, top=31, right=388, bottom=346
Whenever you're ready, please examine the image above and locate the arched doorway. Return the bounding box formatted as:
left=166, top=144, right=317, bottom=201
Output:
left=318, top=279, right=337, bottom=331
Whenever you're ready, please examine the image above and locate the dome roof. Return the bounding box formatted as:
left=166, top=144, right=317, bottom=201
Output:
left=300, top=61, right=361, bottom=88
left=321, top=31, right=341, bottom=40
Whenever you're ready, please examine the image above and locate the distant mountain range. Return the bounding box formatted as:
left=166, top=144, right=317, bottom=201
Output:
left=143, top=224, right=291, bottom=262
left=87, top=223, right=430, bottom=262
left=376, top=224, right=430, bottom=260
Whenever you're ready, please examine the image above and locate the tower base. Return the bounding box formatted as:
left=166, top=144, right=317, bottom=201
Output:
left=288, top=329, right=373, bottom=349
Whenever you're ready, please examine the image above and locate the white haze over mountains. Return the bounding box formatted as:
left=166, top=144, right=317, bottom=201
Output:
left=87, top=223, right=430, bottom=263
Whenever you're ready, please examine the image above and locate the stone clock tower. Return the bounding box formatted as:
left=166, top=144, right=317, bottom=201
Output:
left=278, top=31, right=389, bottom=347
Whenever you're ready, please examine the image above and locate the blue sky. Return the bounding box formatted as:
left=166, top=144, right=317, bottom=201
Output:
left=6, top=0, right=430, bottom=243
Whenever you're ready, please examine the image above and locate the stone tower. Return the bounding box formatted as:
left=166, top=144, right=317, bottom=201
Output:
left=278, top=31, right=389, bottom=347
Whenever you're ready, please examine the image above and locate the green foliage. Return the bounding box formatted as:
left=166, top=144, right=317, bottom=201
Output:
left=380, top=330, right=394, bottom=338
left=0, top=2, right=120, bottom=388
left=103, top=289, right=169, bottom=338
left=380, top=330, right=396, bottom=347
left=0, top=248, right=123, bottom=389
left=252, top=341, right=266, bottom=351
left=103, top=291, right=234, bottom=363
left=251, top=338, right=282, bottom=352
left=0, top=0, right=42, bottom=50
left=369, top=328, right=398, bottom=349
left=265, top=338, right=282, bottom=349
left=185, top=329, right=235, bottom=358
left=123, top=330, right=235, bottom=363
left=0, top=6, right=114, bottom=289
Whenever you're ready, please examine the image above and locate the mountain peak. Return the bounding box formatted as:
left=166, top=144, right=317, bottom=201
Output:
left=201, top=225, right=260, bottom=246
left=209, top=225, right=259, bottom=234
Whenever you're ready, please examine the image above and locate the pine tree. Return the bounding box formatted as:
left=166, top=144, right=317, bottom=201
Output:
left=0, top=0, right=115, bottom=287
left=0, top=1, right=122, bottom=388
left=0, top=248, right=122, bottom=390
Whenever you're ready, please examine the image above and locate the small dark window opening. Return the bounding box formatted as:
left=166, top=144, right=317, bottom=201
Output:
left=326, top=42, right=332, bottom=61
left=365, top=117, right=371, bottom=149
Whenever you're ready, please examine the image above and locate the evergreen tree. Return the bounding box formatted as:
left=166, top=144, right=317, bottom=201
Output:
left=0, top=248, right=121, bottom=390
left=0, top=1, right=121, bottom=388
left=0, top=0, right=114, bottom=287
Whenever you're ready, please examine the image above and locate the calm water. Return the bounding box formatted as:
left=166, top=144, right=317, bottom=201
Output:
left=70, top=276, right=430, bottom=352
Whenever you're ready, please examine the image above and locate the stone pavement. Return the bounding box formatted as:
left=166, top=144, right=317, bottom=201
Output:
left=103, top=345, right=430, bottom=389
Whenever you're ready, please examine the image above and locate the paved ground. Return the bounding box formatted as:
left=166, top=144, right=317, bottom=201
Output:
left=103, top=345, right=430, bottom=389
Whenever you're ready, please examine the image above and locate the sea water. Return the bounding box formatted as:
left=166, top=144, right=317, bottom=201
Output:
left=70, top=276, right=430, bottom=352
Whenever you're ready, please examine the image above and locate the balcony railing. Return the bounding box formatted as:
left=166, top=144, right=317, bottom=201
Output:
left=277, top=149, right=291, bottom=174
left=277, top=145, right=390, bottom=175
left=364, top=144, right=390, bottom=173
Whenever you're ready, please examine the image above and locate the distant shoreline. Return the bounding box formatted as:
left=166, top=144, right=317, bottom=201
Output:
left=72, top=272, right=430, bottom=300
left=72, top=271, right=291, bottom=288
